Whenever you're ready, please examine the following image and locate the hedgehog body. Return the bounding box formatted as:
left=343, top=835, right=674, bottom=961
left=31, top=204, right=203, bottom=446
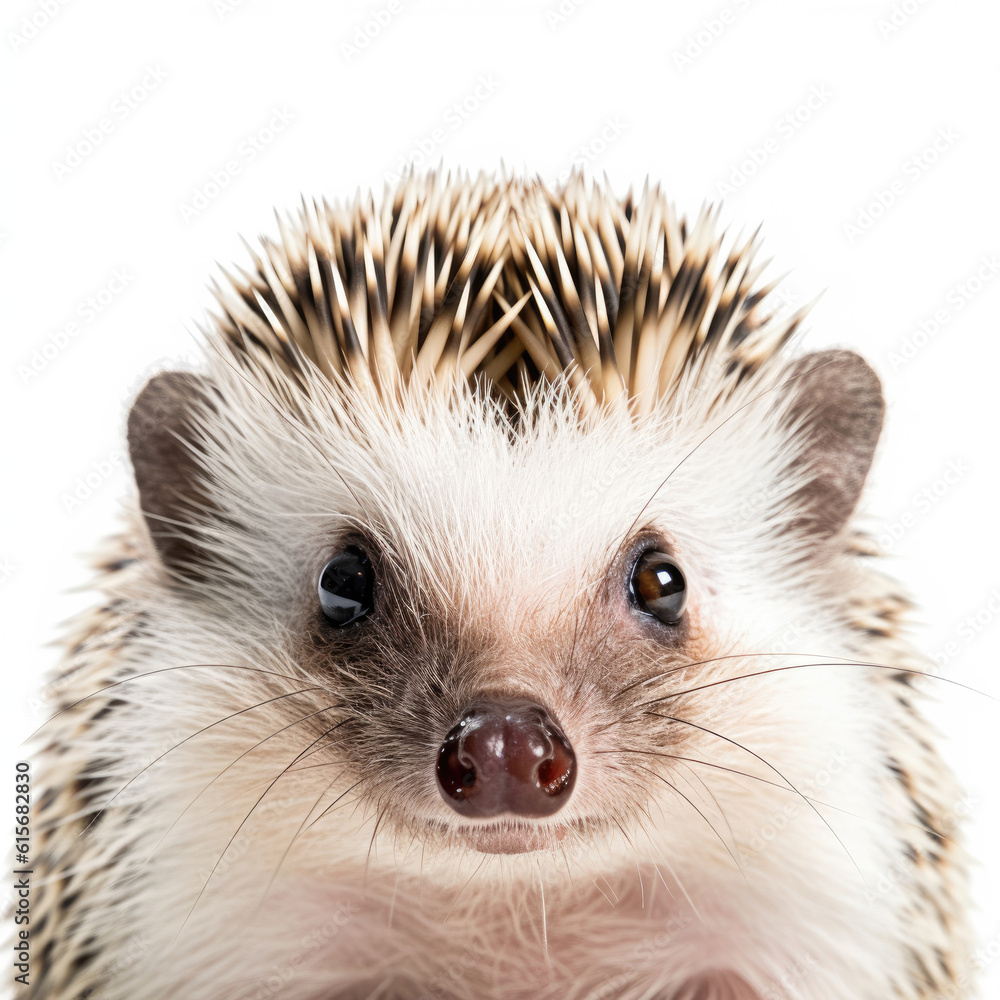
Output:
left=29, top=172, right=969, bottom=1000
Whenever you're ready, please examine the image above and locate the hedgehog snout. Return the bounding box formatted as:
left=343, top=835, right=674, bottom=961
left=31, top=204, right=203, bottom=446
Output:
left=435, top=699, right=576, bottom=818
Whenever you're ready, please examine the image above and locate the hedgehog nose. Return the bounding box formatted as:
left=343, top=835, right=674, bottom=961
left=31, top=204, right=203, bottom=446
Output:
left=436, top=699, right=576, bottom=818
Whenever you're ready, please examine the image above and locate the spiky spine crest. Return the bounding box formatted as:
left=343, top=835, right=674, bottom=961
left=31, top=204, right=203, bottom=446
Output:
left=208, top=171, right=809, bottom=416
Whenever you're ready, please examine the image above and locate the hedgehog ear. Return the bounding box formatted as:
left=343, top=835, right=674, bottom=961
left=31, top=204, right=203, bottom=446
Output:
left=779, top=350, right=884, bottom=541
left=127, top=371, right=219, bottom=580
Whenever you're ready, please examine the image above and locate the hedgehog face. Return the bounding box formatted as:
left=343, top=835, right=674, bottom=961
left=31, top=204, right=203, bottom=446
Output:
left=124, top=344, right=885, bottom=876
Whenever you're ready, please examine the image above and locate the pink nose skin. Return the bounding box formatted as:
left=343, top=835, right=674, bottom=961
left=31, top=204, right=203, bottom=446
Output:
left=436, top=700, right=576, bottom=818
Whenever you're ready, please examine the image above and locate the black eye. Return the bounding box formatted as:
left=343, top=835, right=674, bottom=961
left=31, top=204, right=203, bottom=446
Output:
left=318, top=546, right=374, bottom=627
left=629, top=550, right=687, bottom=626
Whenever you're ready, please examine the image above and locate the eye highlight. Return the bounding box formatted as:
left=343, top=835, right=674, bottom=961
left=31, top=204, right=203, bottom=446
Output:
left=629, top=550, right=687, bottom=626
left=318, top=546, right=375, bottom=627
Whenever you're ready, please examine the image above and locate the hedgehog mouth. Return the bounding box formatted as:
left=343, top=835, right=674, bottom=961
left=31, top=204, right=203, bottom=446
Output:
left=431, top=818, right=586, bottom=855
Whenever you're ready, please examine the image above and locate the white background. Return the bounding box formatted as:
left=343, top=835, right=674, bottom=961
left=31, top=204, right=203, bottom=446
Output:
left=2, top=0, right=999, bottom=995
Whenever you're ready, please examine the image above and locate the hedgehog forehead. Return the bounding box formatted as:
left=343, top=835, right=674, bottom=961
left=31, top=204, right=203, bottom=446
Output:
left=203, top=358, right=802, bottom=633
left=292, top=378, right=820, bottom=633
left=326, top=396, right=672, bottom=605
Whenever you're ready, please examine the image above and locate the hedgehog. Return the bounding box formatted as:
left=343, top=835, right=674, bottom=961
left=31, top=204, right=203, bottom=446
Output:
left=27, top=170, right=971, bottom=1000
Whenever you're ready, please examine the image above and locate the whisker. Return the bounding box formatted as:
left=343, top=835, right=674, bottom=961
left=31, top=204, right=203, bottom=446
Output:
left=535, top=857, right=549, bottom=960
left=286, top=757, right=352, bottom=773
left=261, top=723, right=359, bottom=899
left=288, top=723, right=359, bottom=767
left=150, top=705, right=347, bottom=860
left=615, top=650, right=838, bottom=700
left=365, top=802, right=387, bottom=872
left=675, top=758, right=737, bottom=851
left=80, top=687, right=324, bottom=838
left=171, top=722, right=347, bottom=944
left=590, top=873, right=617, bottom=908
left=595, top=747, right=798, bottom=796
left=615, top=649, right=990, bottom=701
left=442, top=853, right=489, bottom=923
left=651, top=852, right=701, bottom=923
left=634, top=763, right=748, bottom=887
left=618, top=357, right=839, bottom=546
left=639, top=661, right=994, bottom=707
left=557, top=842, right=575, bottom=889
left=648, top=711, right=865, bottom=885
left=303, top=778, right=365, bottom=835
left=610, top=816, right=638, bottom=864
left=603, top=746, right=960, bottom=847
left=27, top=663, right=309, bottom=741
left=387, top=863, right=403, bottom=929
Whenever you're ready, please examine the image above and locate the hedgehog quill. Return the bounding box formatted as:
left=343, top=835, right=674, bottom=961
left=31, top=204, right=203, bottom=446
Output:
left=29, top=171, right=969, bottom=1000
